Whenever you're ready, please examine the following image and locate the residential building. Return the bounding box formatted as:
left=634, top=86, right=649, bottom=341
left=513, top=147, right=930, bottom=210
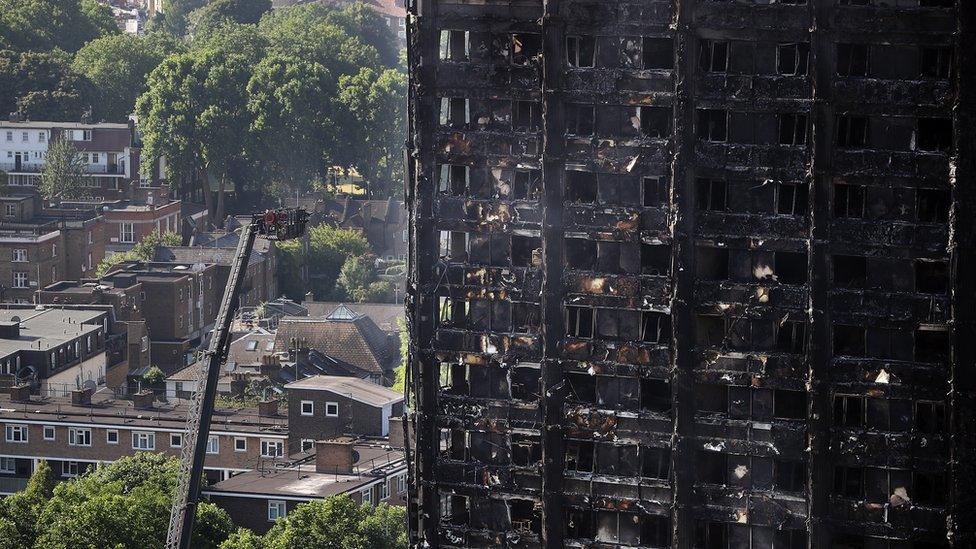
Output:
left=323, top=197, right=408, bottom=262
left=98, top=198, right=182, bottom=255
left=0, top=388, right=288, bottom=494
left=101, top=261, right=220, bottom=372
left=155, top=242, right=277, bottom=309
left=275, top=304, right=401, bottom=384
left=284, top=375, right=404, bottom=450
left=0, top=120, right=164, bottom=199
left=0, top=196, right=105, bottom=301
left=0, top=306, right=117, bottom=396
left=205, top=437, right=407, bottom=534
left=36, top=281, right=151, bottom=388
left=406, top=2, right=968, bottom=548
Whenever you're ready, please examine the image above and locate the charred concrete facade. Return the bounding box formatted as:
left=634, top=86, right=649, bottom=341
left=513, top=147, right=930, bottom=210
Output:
left=406, top=2, right=973, bottom=549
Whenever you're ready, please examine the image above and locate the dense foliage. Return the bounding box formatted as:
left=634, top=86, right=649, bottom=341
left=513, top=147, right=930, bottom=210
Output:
left=0, top=455, right=234, bottom=549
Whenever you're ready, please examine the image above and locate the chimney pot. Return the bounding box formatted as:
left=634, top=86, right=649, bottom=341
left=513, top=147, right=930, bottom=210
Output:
left=71, top=387, right=93, bottom=406
left=9, top=384, right=30, bottom=403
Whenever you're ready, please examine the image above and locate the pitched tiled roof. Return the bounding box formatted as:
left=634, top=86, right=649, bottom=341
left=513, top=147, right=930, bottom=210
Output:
left=303, top=301, right=403, bottom=333
left=274, top=313, right=399, bottom=376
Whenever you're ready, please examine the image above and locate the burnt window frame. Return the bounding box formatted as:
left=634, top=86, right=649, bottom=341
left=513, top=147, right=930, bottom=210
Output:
left=566, top=305, right=594, bottom=338
left=919, top=46, right=953, bottom=79
left=638, top=105, right=671, bottom=139
left=778, top=113, right=808, bottom=145
left=566, top=34, right=596, bottom=68
left=696, top=108, right=729, bottom=142
left=774, top=459, right=807, bottom=493
left=916, top=187, right=950, bottom=223
left=640, top=36, right=673, bottom=70
left=832, top=324, right=866, bottom=357
left=439, top=29, right=470, bottom=62
left=438, top=164, right=469, bottom=196
left=566, top=103, right=595, bottom=136
left=836, top=114, right=869, bottom=148
left=833, top=182, right=865, bottom=218
left=915, top=400, right=946, bottom=435
left=510, top=33, right=541, bottom=67
left=776, top=182, right=809, bottom=216
left=914, top=259, right=948, bottom=294
left=837, top=43, right=869, bottom=77
left=640, top=311, right=671, bottom=344
left=695, top=178, right=727, bottom=211
left=512, top=168, right=541, bottom=200
left=642, top=176, right=668, bottom=207
left=833, top=466, right=864, bottom=499
left=777, top=42, right=810, bottom=75
left=773, top=389, right=807, bottom=420
left=775, top=320, right=806, bottom=354
left=512, top=100, right=542, bottom=132
left=915, top=117, right=953, bottom=153
left=699, top=39, right=729, bottom=73
left=833, top=394, right=865, bottom=428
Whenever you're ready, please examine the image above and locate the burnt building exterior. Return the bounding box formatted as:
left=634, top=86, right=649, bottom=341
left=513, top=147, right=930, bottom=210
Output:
left=406, top=1, right=973, bottom=549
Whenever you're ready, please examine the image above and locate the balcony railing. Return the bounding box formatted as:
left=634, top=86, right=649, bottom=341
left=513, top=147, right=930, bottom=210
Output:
left=0, top=162, right=125, bottom=175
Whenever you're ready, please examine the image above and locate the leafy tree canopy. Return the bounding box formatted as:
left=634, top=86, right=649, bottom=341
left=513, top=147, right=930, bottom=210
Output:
left=188, top=0, right=272, bottom=37
left=0, top=0, right=117, bottom=53
left=40, top=139, right=88, bottom=202
left=0, top=50, right=91, bottom=121
left=72, top=32, right=183, bottom=122
left=261, top=496, right=405, bottom=549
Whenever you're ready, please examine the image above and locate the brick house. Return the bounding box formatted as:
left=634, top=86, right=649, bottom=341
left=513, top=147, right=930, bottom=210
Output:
left=284, top=375, right=404, bottom=451
left=154, top=242, right=277, bottom=309
left=100, top=198, right=182, bottom=255
left=101, top=261, right=220, bottom=373
left=0, top=388, right=288, bottom=493
left=36, top=281, right=151, bottom=389
left=204, top=437, right=407, bottom=534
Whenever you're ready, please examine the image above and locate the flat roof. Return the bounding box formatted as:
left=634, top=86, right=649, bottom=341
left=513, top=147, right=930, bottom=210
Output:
left=0, top=307, right=105, bottom=356
left=0, top=388, right=287, bottom=436
left=0, top=122, right=130, bottom=130
left=284, top=376, right=403, bottom=407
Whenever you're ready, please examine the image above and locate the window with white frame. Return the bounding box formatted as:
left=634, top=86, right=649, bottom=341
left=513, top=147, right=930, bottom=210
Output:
left=0, top=457, right=15, bottom=473
left=380, top=480, right=390, bottom=500
left=21, top=131, right=27, bottom=142
left=301, top=439, right=314, bottom=452
left=325, top=402, right=339, bottom=417
left=106, top=430, right=119, bottom=444
left=13, top=272, right=28, bottom=288
left=300, top=400, right=314, bottom=416
left=120, top=222, right=135, bottom=243
left=268, top=500, right=287, bottom=521
left=206, top=435, right=219, bottom=454
left=62, top=461, right=82, bottom=477
left=4, top=204, right=15, bottom=217
left=170, top=433, right=183, bottom=448
left=361, top=487, right=372, bottom=506
left=12, top=249, right=26, bottom=262
left=52, top=243, right=56, bottom=257
left=5, top=424, right=27, bottom=443
left=43, top=425, right=55, bottom=441
left=132, top=431, right=155, bottom=450
left=68, top=427, right=91, bottom=446
left=5, top=131, right=11, bottom=141
left=38, top=132, right=45, bottom=142
left=397, top=473, right=407, bottom=494
left=261, top=439, right=283, bottom=458
left=234, top=437, right=247, bottom=452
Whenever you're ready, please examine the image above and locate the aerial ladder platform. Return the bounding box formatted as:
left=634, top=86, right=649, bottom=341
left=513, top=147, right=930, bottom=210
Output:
left=165, top=208, right=308, bottom=549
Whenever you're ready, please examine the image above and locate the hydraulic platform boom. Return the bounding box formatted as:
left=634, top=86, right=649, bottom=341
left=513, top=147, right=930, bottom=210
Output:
left=165, top=209, right=307, bottom=549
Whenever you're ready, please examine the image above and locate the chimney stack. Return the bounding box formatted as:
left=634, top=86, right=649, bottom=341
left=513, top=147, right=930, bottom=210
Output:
left=9, top=384, right=30, bottom=403
left=315, top=437, right=357, bottom=474
left=258, top=399, right=278, bottom=417
left=71, top=387, right=93, bottom=406
left=387, top=416, right=412, bottom=450
left=132, top=389, right=154, bottom=410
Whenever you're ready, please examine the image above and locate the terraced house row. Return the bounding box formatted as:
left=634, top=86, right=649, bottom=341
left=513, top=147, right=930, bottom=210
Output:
left=406, top=1, right=973, bottom=548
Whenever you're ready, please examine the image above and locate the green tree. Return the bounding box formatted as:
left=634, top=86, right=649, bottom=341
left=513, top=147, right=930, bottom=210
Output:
left=142, top=365, right=166, bottom=387
left=0, top=50, right=91, bottom=121
left=187, top=0, right=272, bottom=37
left=247, top=55, right=337, bottom=196
left=95, top=229, right=180, bottom=276
left=148, top=0, right=208, bottom=37
left=259, top=5, right=381, bottom=80
left=324, top=4, right=399, bottom=69
left=336, top=68, right=406, bottom=199
left=335, top=255, right=375, bottom=301
left=392, top=317, right=408, bottom=393
left=137, top=47, right=254, bottom=224
left=219, top=529, right=263, bottom=549
left=0, top=460, right=54, bottom=549
left=306, top=225, right=370, bottom=299
left=40, top=139, right=87, bottom=202
left=72, top=33, right=182, bottom=122
left=34, top=453, right=234, bottom=549
left=0, top=0, right=117, bottom=53
left=261, top=496, right=405, bottom=549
